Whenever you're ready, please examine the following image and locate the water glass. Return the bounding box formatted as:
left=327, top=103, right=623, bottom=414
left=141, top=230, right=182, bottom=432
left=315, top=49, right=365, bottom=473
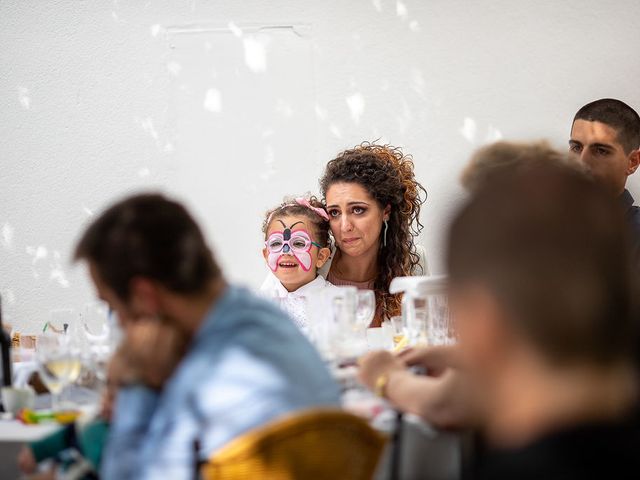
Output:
left=427, top=294, right=456, bottom=345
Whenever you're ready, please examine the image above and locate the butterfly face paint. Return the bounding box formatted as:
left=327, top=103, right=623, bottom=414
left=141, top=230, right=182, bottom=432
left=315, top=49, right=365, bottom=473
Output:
left=265, top=221, right=322, bottom=272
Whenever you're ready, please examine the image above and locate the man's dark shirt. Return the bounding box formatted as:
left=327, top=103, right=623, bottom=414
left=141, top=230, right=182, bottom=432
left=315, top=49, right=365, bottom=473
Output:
left=470, top=409, right=640, bottom=480
left=622, top=189, right=640, bottom=250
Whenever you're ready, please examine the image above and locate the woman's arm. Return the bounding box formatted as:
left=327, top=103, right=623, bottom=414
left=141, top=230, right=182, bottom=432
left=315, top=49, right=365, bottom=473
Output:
left=358, top=349, right=482, bottom=430
left=384, top=368, right=479, bottom=429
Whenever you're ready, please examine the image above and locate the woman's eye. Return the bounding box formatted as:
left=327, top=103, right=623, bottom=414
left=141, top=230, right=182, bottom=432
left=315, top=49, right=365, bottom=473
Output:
left=328, top=209, right=340, bottom=218
left=353, top=207, right=366, bottom=215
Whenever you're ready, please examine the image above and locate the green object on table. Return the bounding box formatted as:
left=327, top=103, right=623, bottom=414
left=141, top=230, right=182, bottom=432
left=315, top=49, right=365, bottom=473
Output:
left=19, top=409, right=80, bottom=424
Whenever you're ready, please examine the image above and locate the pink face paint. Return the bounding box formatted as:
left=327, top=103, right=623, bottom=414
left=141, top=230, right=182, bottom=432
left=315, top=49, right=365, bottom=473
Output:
left=265, top=227, right=321, bottom=272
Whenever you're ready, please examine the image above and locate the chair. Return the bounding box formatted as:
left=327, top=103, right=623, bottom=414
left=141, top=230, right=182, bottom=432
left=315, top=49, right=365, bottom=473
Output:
left=201, top=409, right=387, bottom=480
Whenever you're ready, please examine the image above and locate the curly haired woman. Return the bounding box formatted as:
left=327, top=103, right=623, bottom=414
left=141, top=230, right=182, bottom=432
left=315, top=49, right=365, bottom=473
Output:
left=319, top=142, right=428, bottom=327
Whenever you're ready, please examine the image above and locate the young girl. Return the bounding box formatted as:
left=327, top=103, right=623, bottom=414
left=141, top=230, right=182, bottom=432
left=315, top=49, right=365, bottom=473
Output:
left=260, top=196, right=337, bottom=335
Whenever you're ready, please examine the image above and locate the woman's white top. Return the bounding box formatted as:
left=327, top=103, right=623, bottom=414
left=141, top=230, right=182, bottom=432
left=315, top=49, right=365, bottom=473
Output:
left=259, top=273, right=339, bottom=336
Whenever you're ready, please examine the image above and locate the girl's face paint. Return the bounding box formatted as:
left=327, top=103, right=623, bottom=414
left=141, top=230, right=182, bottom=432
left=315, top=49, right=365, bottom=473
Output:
left=265, top=228, right=321, bottom=272
left=262, top=215, right=332, bottom=293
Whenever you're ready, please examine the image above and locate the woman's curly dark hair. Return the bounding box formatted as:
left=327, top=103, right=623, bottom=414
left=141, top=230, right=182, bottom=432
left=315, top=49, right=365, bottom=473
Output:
left=320, top=142, right=427, bottom=321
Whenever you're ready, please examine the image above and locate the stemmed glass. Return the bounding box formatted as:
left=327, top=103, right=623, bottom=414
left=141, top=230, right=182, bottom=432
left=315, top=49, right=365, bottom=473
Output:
left=389, top=316, right=407, bottom=349
left=35, top=333, right=80, bottom=411
left=355, top=290, right=375, bottom=329
left=81, top=303, right=113, bottom=385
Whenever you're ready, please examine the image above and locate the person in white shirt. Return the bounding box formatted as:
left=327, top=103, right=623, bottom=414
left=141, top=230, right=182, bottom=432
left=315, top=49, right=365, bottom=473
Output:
left=260, top=196, right=338, bottom=335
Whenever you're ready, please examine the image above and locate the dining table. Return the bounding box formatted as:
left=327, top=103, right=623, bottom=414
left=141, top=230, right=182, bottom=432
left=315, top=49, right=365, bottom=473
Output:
left=0, top=382, right=102, bottom=480
left=1, top=333, right=463, bottom=480
left=336, top=364, right=463, bottom=480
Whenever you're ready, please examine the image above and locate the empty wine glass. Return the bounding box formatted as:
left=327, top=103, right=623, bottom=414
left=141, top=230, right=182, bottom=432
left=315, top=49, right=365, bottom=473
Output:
left=81, top=303, right=113, bottom=384
left=47, top=308, right=74, bottom=335
left=355, top=290, right=375, bottom=329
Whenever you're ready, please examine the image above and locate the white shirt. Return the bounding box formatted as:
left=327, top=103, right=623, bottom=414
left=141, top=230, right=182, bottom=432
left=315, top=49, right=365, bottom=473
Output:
left=259, top=273, right=338, bottom=335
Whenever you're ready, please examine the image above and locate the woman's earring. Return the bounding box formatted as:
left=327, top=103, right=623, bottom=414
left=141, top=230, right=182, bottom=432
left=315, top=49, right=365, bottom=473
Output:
left=383, top=220, right=389, bottom=247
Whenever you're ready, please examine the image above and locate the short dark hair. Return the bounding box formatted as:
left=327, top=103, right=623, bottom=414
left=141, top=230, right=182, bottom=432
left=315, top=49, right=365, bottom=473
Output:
left=74, top=193, right=221, bottom=301
left=573, top=98, right=640, bottom=154
left=447, top=156, right=637, bottom=367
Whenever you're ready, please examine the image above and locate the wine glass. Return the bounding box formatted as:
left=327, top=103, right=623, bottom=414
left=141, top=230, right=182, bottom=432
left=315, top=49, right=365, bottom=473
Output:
left=355, top=290, right=375, bottom=329
left=331, top=287, right=368, bottom=362
left=389, top=315, right=407, bottom=350
left=81, top=303, right=114, bottom=384
left=47, top=308, right=74, bottom=335
left=36, top=333, right=80, bottom=411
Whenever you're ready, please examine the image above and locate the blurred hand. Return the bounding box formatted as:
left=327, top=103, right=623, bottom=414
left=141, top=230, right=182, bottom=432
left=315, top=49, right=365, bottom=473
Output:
left=357, top=350, right=405, bottom=390
left=397, top=345, right=463, bottom=376
left=17, top=445, right=36, bottom=474
left=110, top=318, right=188, bottom=389
left=25, top=468, right=55, bottom=480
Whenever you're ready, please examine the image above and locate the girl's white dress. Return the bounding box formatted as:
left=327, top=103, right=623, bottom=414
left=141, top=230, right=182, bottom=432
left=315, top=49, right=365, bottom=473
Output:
left=259, top=273, right=338, bottom=336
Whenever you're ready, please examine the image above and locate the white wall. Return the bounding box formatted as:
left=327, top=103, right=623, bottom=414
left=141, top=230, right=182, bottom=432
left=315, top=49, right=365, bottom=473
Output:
left=2, top=0, right=640, bottom=333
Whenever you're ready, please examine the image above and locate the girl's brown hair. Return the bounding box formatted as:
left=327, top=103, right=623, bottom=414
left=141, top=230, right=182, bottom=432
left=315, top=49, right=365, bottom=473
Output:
left=320, top=142, right=427, bottom=320
left=262, top=195, right=331, bottom=248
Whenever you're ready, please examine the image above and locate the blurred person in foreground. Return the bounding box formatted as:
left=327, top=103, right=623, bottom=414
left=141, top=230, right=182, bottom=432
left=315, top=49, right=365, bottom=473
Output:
left=460, top=140, right=569, bottom=193
left=360, top=158, right=640, bottom=478
left=569, top=98, right=640, bottom=249
left=359, top=141, right=574, bottom=430
left=73, top=193, right=340, bottom=480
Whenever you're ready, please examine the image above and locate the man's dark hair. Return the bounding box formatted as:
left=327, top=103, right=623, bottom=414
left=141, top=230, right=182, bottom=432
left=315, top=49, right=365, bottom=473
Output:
left=447, top=156, right=637, bottom=367
left=74, top=193, right=221, bottom=301
left=573, top=98, right=640, bottom=154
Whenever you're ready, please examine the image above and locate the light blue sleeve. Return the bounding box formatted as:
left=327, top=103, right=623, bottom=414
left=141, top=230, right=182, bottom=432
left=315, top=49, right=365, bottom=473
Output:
left=139, top=348, right=336, bottom=480
left=101, top=385, right=160, bottom=480
left=193, top=346, right=340, bottom=457
left=137, top=350, right=263, bottom=480
left=138, top=393, right=202, bottom=480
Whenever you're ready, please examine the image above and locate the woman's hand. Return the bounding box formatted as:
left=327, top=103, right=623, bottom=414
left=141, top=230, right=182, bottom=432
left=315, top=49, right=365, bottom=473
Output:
left=397, top=344, right=463, bottom=375
left=357, top=350, right=405, bottom=390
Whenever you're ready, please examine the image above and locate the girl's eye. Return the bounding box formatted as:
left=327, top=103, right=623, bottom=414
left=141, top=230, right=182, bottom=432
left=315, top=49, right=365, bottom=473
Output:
left=269, top=240, right=283, bottom=249
left=292, top=239, right=307, bottom=249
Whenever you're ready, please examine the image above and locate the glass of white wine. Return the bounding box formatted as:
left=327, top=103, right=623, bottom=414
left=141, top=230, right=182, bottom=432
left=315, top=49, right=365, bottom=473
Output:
left=390, top=316, right=407, bottom=350
left=36, top=333, right=81, bottom=411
